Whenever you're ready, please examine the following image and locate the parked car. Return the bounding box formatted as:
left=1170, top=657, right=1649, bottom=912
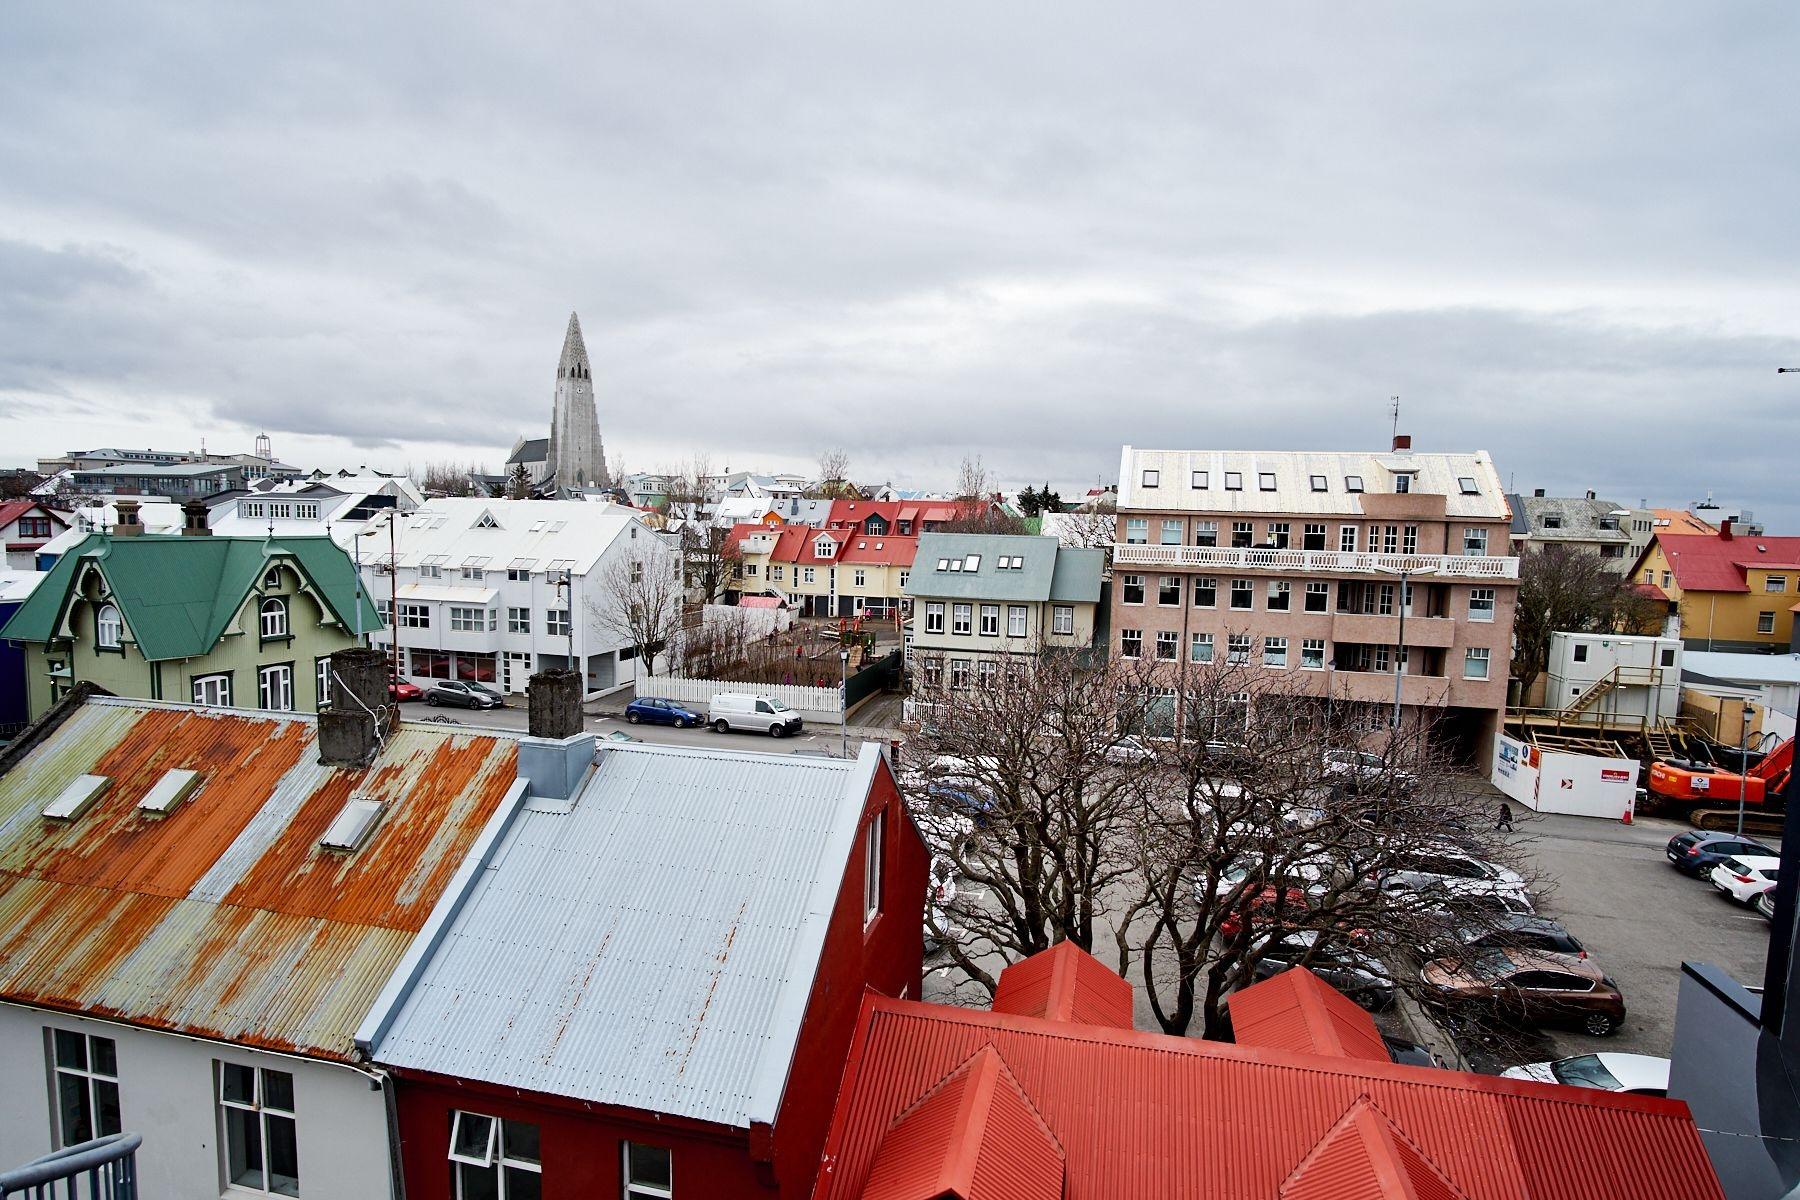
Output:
left=388, top=679, right=424, bottom=702
left=425, top=680, right=504, bottom=709
left=708, top=692, right=804, bottom=737
left=1666, top=830, right=1776, bottom=876
left=1203, top=855, right=1334, bottom=904
left=1219, top=884, right=1311, bottom=941
left=1501, top=1052, right=1669, bottom=1096
left=1380, top=845, right=1532, bottom=915
left=1247, top=930, right=1395, bottom=1011
left=1382, top=1035, right=1445, bottom=1069
left=1323, top=749, right=1417, bottom=791
left=1421, top=948, right=1624, bottom=1037
left=624, top=696, right=703, bottom=728
left=1755, top=889, right=1776, bottom=920
left=1709, top=855, right=1780, bottom=904
left=1453, top=914, right=1586, bottom=959
left=1106, top=735, right=1157, bottom=764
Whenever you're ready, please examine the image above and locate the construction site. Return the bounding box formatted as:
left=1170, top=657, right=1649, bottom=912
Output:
left=1503, top=631, right=1790, bottom=835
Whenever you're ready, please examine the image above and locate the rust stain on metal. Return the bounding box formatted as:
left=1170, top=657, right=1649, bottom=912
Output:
left=539, top=926, right=613, bottom=1066
left=0, top=705, right=520, bottom=1060
left=673, top=900, right=746, bottom=1079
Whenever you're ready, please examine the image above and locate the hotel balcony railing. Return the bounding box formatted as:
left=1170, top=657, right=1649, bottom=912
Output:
left=1112, top=544, right=1520, bottom=580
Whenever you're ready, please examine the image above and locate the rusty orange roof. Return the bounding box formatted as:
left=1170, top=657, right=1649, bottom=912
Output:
left=0, top=698, right=519, bottom=1060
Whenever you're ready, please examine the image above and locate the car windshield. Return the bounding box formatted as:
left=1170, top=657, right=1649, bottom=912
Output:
left=468, top=683, right=499, bottom=697
left=1550, top=1055, right=1623, bottom=1090
left=768, top=700, right=792, bottom=712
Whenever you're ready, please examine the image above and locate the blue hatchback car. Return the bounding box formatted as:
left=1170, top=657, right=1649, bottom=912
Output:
left=623, top=697, right=703, bottom=728
left=1667, top=830, right=1776, bottom=876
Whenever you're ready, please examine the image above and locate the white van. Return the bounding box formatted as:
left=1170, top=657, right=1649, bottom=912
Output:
left=709, top=692, right=805, bottom=738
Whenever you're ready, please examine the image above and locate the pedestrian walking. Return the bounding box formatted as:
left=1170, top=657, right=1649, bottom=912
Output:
left=1496, top=801, right=1515, bottom=832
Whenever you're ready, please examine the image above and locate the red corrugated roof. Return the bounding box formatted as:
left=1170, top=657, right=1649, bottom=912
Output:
left=1658, top=531, right=1800, bottom=594
left=862, top=1047, right=1063, bottom=1200
left=813, top=981, right=1722, bottom=1199
left=1280, top=1096, right=1468, bottom=1200
left=992, top=940, right=1133, bottom=1029
left=0, top=499, right=55, bottom=530
left=1635, top=583, right=1669, bottom=602
left=1228, top=966, right=1393, bottom=1063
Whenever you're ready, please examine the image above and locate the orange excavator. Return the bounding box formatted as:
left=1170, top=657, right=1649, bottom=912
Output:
left=1649, top=737, right=1791, bottom=832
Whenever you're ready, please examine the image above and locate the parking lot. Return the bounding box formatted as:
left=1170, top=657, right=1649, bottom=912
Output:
left=1444, top=808, right=1773, bottom=1069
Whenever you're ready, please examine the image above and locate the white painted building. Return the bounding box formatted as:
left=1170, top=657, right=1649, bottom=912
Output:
left=210, top=477, right=424, bottom=547
left=359, top=498, right=676, bottom=697
left=1682, top=651, right=1800, bottom=742
left=1545, top=632, right=1683, bottom=722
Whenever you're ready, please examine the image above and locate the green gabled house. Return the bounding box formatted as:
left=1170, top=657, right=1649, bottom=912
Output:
left=0, top=532, right=381, bottom=720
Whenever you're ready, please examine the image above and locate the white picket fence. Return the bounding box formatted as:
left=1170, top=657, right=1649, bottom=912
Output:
left=641, top=674, right=844, bottom=719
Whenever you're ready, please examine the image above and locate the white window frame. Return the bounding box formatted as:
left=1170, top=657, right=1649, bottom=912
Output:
left=450, top=606, right=487, bottom=632
left=546, top=609, right=572, bottom=638
left=1224, top=472, right=1243, bottom=491
left=193, top=673, right=232, bottom=706
left=1051, top=605, right=1074, bottom=635
left=96, top=603, right=122, bottom=649
left=1469, top=588, right=1496, bottom=622
left=979, top=604, right=1000, bottom=636
left=863, top=809, right=884, bottom=924
left=508, top=607, right=531, bottom=634
left=217, top=1061, right=299, bottom=1196
left=1140, top=468, right=1160, bottom=487
left=1464, top=647, right=1491, bottom=680
left=1190, top=470, right=1209, bottom=489
left=260, top=597, right=289, bottom=639
left=449, top=1109, right=541, bottom=1200
left=1119, top=629, right=1142, bottom=659
left=924, top=603, right=945, bottom=634
left=1007, top=605, right=1028, bottom=637
left=853, top=568, right=867, bottom=589
left=315, top=657, right=331, bottom=705
left=1124, top=518, right=1148, bottom=545
left=1190, top=632, right=1214, bottom=664
left=259, top=664, right=294, bottom=712
left=1263, top=636, right=1288, bottom=669
left=1758, top=611, right=1776, bottom=634
left=1463, top=527, right=1488, bottom=556
left=50, top=1029, right=120, bottom=1148
left=1339, top=525, right=1357, bottom=553
left=952, top=604, right=972, bottom=636
left=1155, top=630, right=1178, bottom=660
left=399, top=603, right=430, bottom=629
left=1304, top=582, right=1329, bottom=613
left=1300, top=638, right=1325, bottom=669
left=623, top=1141, right=673, bottom=1200
left=1767, top=576, right=1789, bottom=593
left=1227, top=633, right=1251, bottom=665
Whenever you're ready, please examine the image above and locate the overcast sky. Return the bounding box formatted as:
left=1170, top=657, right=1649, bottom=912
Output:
left=3, top=3, right=1797, bottom=519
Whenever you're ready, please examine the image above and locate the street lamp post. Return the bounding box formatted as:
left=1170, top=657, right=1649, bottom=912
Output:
left=1735, top=702, right=1754, bottom=837
left=1373, top=562, right=1438, bottom=732
left=839, top=647, right=851, bottom=758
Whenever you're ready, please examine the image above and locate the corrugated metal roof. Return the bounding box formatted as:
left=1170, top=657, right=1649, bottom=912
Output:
left=1227, top=967, right=1392, bottom=1064
left=371, top=741, right=884, bottom=1129
left=991, top=941, right=1132, bottom=1030
left=1657, top=531, right=1800, bottom=594
left=1280, top=1097, right=1468, bottom=1200
left=814, top=995, right=1724, bottom=1200
left=0, top=699, right=519, bottom=1060
left=1117, top=446, right=1510, bottom=520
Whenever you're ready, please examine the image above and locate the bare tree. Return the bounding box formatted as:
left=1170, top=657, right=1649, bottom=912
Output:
left=954, top=453, right=990, bottom=502
left=682, top=524, right=742, bottom=605
left=588, top=540, right=684, bottom=678
left=912, top=651, right=1543, bottom=1049
left=418, top=462, right=482, bottom=497
left=0, top=469, right=45, bottom=501
left=1057, top=497, right=1118, bottom=555
left=1513, top=545, right=1666, bottom=691
left=815, top=446, right=851, bottom=496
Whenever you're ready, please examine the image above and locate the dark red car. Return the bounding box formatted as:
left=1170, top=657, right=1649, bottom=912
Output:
left=1219, top=885, right=1309, bottom=941
left=388, top=679, right=424, bottom=702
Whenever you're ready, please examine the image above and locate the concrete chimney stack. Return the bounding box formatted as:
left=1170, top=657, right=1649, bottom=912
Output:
left=181, top=500, right=211, bottom=536
left=520, top=670, right=594, bottom=812
left=1720, top=518, right=1735, bottom=541
left=317, top=647, right=394, bottom=767
left=112, top=499, right=142, bottom=537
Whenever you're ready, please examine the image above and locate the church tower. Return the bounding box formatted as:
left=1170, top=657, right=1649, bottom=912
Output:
left=547, top=312, right=608, bottom=492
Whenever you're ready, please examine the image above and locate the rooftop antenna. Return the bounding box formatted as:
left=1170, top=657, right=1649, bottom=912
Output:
left=1389, top=396, right=1400, bottom=444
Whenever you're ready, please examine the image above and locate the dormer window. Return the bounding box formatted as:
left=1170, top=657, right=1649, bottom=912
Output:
left=260, top=597, right=289, bottom=639
left=1344, top=475, right=1365, bottom=493
left=1394, top=474, right=1412, bottom=494
left=1308, top=475, right=1328, bottom=492
left=1258, top=473, right=1277, bottom=492
left=1224, top=472, right=1243, bottom=491
left=474, top=512, right=499, bottom=529
left=815, top=538, right=836, bottom=558
left=96, top=604, right=122, bottom=649
left=263, top=567, right=281, bottom=590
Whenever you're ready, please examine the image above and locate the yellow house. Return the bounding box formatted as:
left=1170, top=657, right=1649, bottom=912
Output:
left=727, top=523, right=919, bottom=618
left=1630, top=522, right=1800, bottom=651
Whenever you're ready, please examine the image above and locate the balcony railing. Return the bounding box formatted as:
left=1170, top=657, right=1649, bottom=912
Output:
left=1112, top=544, right=1519, bottom=579
left=1, top=1133, right=141, bottom=1200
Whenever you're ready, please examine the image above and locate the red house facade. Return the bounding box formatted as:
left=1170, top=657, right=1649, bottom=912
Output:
left=364, top=739, right=928, bottom=1200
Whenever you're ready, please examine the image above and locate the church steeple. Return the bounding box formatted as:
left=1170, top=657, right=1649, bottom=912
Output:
left=547, top=311, right=607, bottom=491
left=558, top=311, right=590, bottom=381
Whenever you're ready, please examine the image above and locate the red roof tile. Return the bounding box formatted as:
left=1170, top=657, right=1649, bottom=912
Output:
left=1657, top=531, right=1800, bottom=594
left=1228, top=966, right=1393, bottom=1063
left=814, top=988, right=1722, bottom=1200
left=1281, top=1096, right=1468, bottom=1200
left=0, top=499, right=55, bottom=530
left=992, top=940, right=1133, bottom=1029
left=862, top=1047, right=1063, bottom=1200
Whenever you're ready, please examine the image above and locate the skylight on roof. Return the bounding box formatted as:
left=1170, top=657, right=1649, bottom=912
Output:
left=1224, top=472, right=1243, bottom=491
left=1345, top=475, right=1365, bottom=493
left=937, top=558, right=949, bottom=570
left=43, top=774, right=110, bottom=821
left=320, top=797, right=385, bottom=852
left=964, top=554, right=981, bottom=571
left=1258, top=473, right=1277, bottom=491
left=1457, top=477, right=1479, bottom=495
left=1309, top=475, right=1328, bottom=492
left=138, top=768, right=201, bottom=817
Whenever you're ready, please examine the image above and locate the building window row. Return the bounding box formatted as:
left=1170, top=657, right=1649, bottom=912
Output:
left=1121, top=631, right=1495, bottom=679
left=1121, top=517, right=1497, bottom=559
left=1131, top=574, right=1497, bottom=622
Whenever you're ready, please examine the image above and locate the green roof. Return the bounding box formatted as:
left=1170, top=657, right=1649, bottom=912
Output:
left=0, top=534, right=382, bottom=661
left=904, top=533, right=1104, bottom=604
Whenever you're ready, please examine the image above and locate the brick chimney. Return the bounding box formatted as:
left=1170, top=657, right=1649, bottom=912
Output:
left=1391, top=434, right=1412, bottom=452
left=520, top=669, right=594, bottom=812
left=1533, top=488, right=1546, bottom=498
left=1720, top=518, right=1734, bottom=541
left=181, top=500, right=211, bottom=536
left=112, top=499, right=142, bottom=537
left=317, top=648, right=394, bottom=767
